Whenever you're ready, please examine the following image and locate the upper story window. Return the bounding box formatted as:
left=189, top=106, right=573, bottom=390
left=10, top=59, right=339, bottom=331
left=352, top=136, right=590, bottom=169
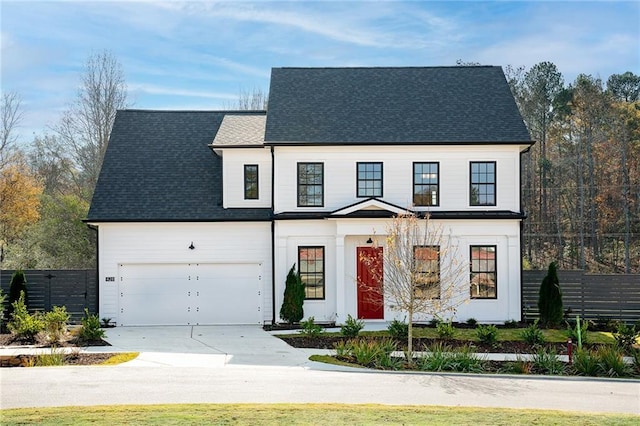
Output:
left=244, top=164, right=258, bottom=200
left=413, top=162, right=439, bottom=206
left=470, top=245, right=497, bottom=299
left=414, top=246, right=440, bottom=299
left=299, top=246, right=325, bottom=300
left=357, top=162, right=383, bottom=197
left=470, top=161, right=496, bottom=206
left=297, top=162, right=324, bottom=207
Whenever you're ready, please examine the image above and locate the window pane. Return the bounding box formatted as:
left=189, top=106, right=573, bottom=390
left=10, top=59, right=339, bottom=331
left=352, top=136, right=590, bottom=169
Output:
left=357, top=162, right=383, bottom=197
left=413, top=162, right=439, bottom=206
left=298, top=163, right=323, bottom=206
left=299, top=247, right=325, bottom=300
left=470, top=246, right=496, bottom=299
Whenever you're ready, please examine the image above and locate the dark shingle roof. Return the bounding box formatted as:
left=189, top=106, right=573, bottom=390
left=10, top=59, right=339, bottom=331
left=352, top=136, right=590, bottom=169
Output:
left=87, top=109, right=271, bottom=222
left=264, top=66, right=532, bottom=144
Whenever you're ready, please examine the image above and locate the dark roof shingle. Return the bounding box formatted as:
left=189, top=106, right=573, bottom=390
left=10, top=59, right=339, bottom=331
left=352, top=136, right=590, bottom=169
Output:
left=87, top=109, right=270, bottom=222
left=265, top=66, right=532, bottom=144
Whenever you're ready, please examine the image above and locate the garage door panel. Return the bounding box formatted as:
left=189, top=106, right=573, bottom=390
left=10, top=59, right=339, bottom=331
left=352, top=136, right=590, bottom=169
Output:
left=118, top=263, right=261, bottom=326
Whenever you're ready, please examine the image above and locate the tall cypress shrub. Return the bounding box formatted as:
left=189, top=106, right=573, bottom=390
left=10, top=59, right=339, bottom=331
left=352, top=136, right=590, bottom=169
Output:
left=8, top=270, right=28, bottom=318
left=279, top=264, right=305, bottom=324
left=538, top=262, right=563, bottom=327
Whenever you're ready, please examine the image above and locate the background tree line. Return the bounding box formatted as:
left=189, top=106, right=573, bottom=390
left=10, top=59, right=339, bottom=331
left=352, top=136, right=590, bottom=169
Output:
left=1, top=57, right=637, bottom=273
left=505, top=63, right=639, bottom=273
left=1, top=51, right=127, bottom=269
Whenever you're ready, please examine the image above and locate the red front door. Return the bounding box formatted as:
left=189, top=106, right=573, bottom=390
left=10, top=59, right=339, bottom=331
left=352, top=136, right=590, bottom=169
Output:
left=357, top=246, right=384, bottom=319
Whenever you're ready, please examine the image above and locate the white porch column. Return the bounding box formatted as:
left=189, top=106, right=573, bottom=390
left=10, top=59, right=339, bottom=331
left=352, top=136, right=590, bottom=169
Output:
left=335, top=234, right=346, bottom=324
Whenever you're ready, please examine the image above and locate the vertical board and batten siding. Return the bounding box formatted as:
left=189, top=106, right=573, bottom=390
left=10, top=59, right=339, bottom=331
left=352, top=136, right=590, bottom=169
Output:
left=273, top=145, right=522, bottom=213
left=222, top=148, right=272, bottom=208
left=0, top=270, right=97, bottom=323
left=98, top=222, right=272, bottom=325
left=522, top=270, right=640, bottom=323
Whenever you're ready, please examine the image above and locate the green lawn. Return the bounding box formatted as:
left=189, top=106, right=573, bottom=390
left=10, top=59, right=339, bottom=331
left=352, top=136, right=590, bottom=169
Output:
left=2, top=404, right=638, bottom=425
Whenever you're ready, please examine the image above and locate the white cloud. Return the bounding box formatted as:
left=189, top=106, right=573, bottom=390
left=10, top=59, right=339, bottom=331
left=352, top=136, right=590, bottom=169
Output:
left=129, top=83, right=237, bottom=100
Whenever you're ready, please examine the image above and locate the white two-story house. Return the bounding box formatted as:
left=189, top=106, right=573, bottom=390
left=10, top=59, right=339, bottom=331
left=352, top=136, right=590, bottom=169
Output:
left=87, top=66, right=534, bottom=326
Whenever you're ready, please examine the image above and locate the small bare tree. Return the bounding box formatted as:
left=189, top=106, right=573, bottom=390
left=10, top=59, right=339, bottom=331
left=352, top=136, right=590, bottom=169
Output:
left=56, top=50, right=128, bottom=200
left=359, top=212, right=468, bottom=360
left=224, top=87, right=268, bottom=110
left=0, top=91, right=24, bottom=171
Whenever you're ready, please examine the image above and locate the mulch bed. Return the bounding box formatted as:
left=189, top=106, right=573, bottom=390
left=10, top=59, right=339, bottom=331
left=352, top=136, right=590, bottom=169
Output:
left=279, top=334, right=597, bottom=355
left=0, top=332, right=113, bottom=367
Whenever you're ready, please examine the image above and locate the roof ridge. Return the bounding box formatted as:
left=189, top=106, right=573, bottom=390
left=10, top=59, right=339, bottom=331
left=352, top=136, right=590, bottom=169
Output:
left=272, top=66, right=498, bottom=70
left=119, top=109, right=267, bottom=114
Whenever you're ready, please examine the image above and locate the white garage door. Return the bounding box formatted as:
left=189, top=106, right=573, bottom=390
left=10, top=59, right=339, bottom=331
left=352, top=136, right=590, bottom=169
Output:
left=118, top=263, right=262, bottom=326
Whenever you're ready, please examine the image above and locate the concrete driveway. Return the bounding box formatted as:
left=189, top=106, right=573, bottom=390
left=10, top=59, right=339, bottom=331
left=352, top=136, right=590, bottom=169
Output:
left=89, top=325, right=316, bottom=368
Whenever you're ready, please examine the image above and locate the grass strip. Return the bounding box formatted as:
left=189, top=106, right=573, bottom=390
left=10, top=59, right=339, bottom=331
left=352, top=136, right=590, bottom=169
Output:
left=2, top=403, right=637, bottom=425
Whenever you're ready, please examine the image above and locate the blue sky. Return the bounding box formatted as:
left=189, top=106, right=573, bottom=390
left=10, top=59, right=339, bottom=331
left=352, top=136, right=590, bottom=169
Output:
left=2, top=1, right=638, bottom=145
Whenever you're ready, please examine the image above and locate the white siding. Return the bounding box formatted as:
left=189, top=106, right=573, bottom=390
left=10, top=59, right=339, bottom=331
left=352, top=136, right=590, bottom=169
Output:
left=97, top=222, right=272, bottom=325
left=275, top=217, right=521, bottom=324
left=273, top=145, right=523, bottom=213
left=221, top=147, right=272, bottom=208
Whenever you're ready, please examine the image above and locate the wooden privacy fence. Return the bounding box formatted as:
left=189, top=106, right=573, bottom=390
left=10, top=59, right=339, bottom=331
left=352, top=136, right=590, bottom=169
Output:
left=522, top=270, right=640, bottom=323
left=1, top=270, right=97, bottom=323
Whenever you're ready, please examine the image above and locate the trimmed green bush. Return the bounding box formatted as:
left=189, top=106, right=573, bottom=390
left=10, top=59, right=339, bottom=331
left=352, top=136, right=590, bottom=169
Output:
left=538, top=262, right=563, bottom=327
left=387, top=318, right=408, bottom=339
left=521, top=319, right=545, bottom=346
left=435, top=321, right=456, bottom=339
left=78, top=308, right=105, bottom=341
left=340, top=314, right=364, bottom=337
left=476, top=324, right=498, bottom=345
left=8, top=270, right=28, bottom=318
left=279, top=265, right=305, bottom=324
left=8, top=291, right=44, bottom=340
left=43, top=306, right=70, bottom=344
left=613, top=323, right=639, bottom=351
left=299, top=316, right=323, bottom=337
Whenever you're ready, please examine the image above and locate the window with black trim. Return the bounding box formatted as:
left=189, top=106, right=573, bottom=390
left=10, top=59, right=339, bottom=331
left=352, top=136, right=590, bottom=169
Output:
left=413, top=162, right=439, bottom=206
left=470, top=245, right=496, bottom=299
left=357, top=162, right=383, bottom=197
left=470, top=161, right=496, bottom=206
left=299, top=246, right=325, bottom=299
left=414, top=245, right=440, bottom=299
left=244, top=164, right=258, bottom=200
left=297, top=163, right=323, bottom=207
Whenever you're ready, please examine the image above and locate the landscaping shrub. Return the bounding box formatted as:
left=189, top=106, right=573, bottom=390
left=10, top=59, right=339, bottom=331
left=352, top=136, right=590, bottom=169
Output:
left=34, top=347, right=65, bottom=367
left=78, top=308, right=105, bottom=342
left=502, top=356, right=532, bottom=374
left=418, top=343, right=485, bottom=373
left=340, top=314, right=364, bottom=337
left=521, top=319, right=545, bottom=346
left=0, top=288, right=6, bottom=330
left=572, top=348, right=599, bottom=377
left=279, top=264, right=305, bottom=324
left=334, top=340, right=353, bottom=357
left=596, top=345, right=632, bottom=377
left=350, top=339, right=384, bottom=366
left=613, top=323, right=639, bottom=351
left=435, top=321, right=455, bottom=339
left=476, top=324, right=498, bottom=346
left=532, top=348, right=565, bottom=375
left=538, top=262, right=563, bottom=327
left=8, top=270, right=28, bottom=318
left=7, top=292, right=44, bottom=340
left=387, top=318, right=408, bottom=339
left=299, top=316, right=323, bottom=337
left=43, top=306, right=70, bottom=344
